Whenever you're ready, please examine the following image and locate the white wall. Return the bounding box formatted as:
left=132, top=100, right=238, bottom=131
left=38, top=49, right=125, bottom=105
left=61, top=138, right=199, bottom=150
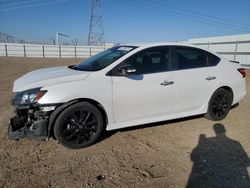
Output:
left=1, top=34, right=250, bottom=66
left=0, top=43, right=107, bottom=58
left=188, top=34, right=250, bottom=66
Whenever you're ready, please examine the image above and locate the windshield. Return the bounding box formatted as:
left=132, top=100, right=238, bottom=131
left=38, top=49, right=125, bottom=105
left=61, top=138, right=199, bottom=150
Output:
left=73, top=46, right=137, bottom=71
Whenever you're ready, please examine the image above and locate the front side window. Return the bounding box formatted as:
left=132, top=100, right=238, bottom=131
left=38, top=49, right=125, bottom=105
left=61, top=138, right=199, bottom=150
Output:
left=176, top=47, right=207, bottom=70
left=121, top=46, right=172, bottom=74
left=73, top=46, right=137, bottom=71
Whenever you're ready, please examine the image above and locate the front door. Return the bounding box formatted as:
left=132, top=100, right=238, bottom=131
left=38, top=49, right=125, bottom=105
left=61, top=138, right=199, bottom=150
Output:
left=112, top=46, right=177, bottom=123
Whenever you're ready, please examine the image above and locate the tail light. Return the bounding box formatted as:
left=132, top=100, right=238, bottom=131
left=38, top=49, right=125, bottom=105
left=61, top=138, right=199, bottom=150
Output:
left=237, top=68, right=246, bottom=78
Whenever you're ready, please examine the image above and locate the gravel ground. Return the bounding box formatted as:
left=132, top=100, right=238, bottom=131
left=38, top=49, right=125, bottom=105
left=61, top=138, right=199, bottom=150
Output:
left=0, top=57, right=249, bottom=188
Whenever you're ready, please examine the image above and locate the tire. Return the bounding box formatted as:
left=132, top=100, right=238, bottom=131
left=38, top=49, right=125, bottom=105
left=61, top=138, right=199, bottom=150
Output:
left=205, top=88, right=232, bottom=121
left=54, top=102, right=104, bottom=149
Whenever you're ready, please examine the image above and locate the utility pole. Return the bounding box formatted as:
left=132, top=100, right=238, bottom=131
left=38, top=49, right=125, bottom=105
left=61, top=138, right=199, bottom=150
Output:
left=88, top=0, right=105, bottom=46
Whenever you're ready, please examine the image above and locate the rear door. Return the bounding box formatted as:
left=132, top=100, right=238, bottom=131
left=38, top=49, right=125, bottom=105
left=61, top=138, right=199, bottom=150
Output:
left=173, top=46, right=219, bottom=113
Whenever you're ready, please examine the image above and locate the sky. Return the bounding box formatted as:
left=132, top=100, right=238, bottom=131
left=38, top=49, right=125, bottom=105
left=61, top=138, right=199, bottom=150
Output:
left=0, top=0, right=250, bottom=45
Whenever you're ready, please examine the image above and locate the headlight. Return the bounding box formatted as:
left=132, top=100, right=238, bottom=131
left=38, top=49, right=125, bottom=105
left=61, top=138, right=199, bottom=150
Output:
left=12, top=87, right=47, bottom=106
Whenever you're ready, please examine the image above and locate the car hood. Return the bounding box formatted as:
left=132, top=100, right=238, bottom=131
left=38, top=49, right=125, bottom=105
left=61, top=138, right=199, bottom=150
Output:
left=13, top=66, right=90, bottom=92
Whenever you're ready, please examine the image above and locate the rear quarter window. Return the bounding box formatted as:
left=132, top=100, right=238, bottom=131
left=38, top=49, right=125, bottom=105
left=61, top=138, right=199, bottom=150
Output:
left=206, top=52, right=220, bottom=66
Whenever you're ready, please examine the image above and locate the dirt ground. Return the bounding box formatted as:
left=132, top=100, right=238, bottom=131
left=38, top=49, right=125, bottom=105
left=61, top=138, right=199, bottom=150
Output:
left=0, top=57, right=249, bottom=188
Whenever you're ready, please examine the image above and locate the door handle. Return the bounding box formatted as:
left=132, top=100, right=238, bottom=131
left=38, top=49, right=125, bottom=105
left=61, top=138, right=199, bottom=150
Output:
left=160, top=80, right=174, bottom=86
left=206, top=76, right=216, bottom=81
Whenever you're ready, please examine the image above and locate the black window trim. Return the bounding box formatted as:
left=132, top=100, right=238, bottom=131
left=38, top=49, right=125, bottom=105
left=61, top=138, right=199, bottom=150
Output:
left=107, top=45, right=176, bottom=76
left=173, top=45, right=221, bottom=70
left=205, top=51, right=221, bottom=67
left=107, top=45, right=222, bottom=76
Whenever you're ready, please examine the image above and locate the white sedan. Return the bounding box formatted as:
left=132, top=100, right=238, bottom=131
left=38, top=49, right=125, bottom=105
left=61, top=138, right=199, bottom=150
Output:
left=9, top=43, right=246, bottom=149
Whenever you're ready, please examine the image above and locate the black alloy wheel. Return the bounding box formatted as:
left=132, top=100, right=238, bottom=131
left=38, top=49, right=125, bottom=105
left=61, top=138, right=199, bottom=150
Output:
left=54, top=102, right=104, bottom=149
left=205, top=88, right=232, bottom=121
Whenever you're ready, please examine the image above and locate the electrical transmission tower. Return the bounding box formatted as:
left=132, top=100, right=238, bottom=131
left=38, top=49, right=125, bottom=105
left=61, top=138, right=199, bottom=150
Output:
left=88, top=0, right=105, bottom=46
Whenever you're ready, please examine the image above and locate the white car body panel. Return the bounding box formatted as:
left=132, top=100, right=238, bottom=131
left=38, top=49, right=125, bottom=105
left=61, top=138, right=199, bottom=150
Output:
left=174, top=66, right=219, bottom=114
left=112, top=71, right=176, bottom=123
left=216, top=60, right=247, bottom=105
left=13, top=66, right=89, bottom=92
left=39, top=73, right=115, bottom=124
left=12, top=43, right=247, bottom=131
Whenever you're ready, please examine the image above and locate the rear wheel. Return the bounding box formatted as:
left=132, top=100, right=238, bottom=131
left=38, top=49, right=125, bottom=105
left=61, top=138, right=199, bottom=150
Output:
left=205, top=88, right=232, bottom=121
left=54, top=102, right=104, bottom=149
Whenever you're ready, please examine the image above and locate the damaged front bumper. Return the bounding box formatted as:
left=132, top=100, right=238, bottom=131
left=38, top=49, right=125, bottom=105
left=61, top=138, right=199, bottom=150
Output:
left=8, top=104, right=56, bottom=141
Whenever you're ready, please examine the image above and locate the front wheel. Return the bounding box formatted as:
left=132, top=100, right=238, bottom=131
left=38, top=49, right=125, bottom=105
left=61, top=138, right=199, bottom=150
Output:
left=205, top=89, right=232, bottom=121
left=54, top=102, right=104, bottom=149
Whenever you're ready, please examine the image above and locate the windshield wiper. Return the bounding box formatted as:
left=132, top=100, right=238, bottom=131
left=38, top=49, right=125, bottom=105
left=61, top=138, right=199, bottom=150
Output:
left=68, top=65, right=95, bottom=71
left=68, top=65, right=79, bottom=70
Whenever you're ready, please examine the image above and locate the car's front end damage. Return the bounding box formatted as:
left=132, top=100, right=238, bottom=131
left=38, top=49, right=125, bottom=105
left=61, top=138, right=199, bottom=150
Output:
left=8, top=65, right=91, bottom=143
left=8, top=87, right=57, bottom=141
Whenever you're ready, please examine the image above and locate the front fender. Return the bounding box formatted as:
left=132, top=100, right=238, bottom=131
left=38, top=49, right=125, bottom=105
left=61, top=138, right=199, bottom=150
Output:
left=47, top=100, right=78, bottom=138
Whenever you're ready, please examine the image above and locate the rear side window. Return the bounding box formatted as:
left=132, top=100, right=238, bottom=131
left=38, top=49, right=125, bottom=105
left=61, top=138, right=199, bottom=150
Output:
left=176, top=47, right=207, bottom=70
left=206, top=52, right=220, bottom=66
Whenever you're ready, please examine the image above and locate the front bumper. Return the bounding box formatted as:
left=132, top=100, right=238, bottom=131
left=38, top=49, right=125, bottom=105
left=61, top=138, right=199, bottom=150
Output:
left=8, top=104, right=55, bottom=141
left=9, top=116, right=48, bottom=140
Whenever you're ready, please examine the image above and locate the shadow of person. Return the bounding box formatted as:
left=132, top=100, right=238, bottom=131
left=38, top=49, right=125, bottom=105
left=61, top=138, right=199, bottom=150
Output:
left=187, top=123, right=250, bottom=188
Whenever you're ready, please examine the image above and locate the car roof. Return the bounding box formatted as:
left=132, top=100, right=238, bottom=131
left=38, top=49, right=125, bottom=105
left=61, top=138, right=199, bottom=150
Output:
left=123, top=42, right=202, bottom=49
left=121, top=42, right=220, bottom=57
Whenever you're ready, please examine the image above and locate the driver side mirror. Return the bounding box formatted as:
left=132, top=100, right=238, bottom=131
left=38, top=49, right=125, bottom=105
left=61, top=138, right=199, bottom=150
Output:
left=118, top=64, right=137, bottom=76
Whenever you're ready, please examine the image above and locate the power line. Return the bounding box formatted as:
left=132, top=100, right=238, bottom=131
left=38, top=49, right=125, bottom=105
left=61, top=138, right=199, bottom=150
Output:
left=117, top=0, right=249, bottom=33
left=147, top=0, right=250, bottom=28
left=146, top=0, right=250, bottom=30
left=132, top=0, right=250, bottom=32
left=0, top=0, right=39, bottom=8
left=0, top=0, right=68, bottom=11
